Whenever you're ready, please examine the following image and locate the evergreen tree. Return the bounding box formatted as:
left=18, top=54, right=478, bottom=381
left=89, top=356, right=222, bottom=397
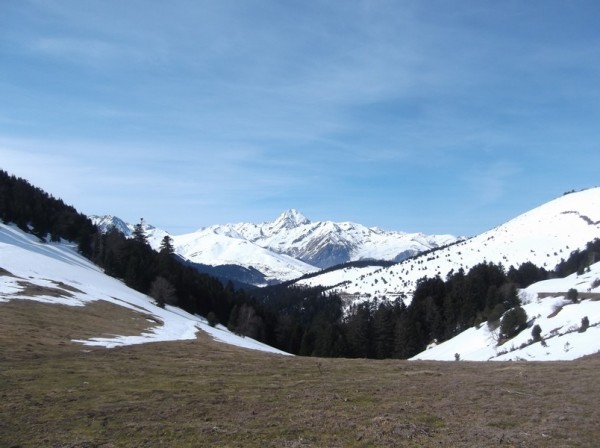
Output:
left=373, top=304, right=395, bottom=359
left=159, top=235, right=174, bottom=254
left=132, top=219, right=148, bottom=245
left=531, top=324, right=542, bottom=342
left=345, top=303, right=373, bottom=358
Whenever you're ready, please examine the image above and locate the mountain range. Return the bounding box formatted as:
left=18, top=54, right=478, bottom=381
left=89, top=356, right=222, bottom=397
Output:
left=90, top=210, right=458, bottom=284
left=4, top=190, right=599, bottom=362
left=2, top=170, right=600, bottom=362
left=295, top=187, right=600, bottom=304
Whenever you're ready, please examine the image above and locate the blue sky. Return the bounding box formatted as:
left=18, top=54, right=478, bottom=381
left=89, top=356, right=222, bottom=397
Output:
left=1, top=1, right=599, bottom=236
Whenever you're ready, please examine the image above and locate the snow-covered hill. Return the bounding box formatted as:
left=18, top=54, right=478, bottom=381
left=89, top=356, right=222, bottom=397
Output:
left=297, top=188, right=600, bottom=304
left=173, top=228, right=318, bottom=283
left=91, top=210, right=457, bottom=285
left=0, top=222, right=288, bottom=355
left=412, top=261, right=600, bottom=361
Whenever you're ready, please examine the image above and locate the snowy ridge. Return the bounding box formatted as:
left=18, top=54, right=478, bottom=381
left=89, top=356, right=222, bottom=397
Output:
left=173, top=229, right=318, bottom=283
left=91, top=209, right=457, bottom=284
left=297, top=188, right=600, bottom=303
left=412, top=262, right=600, bottom=361
left=223, top=209, right=457, bottom=268
left=89, top=215, right=170, bottom=249
left=0, top=222, right=289, bottom=355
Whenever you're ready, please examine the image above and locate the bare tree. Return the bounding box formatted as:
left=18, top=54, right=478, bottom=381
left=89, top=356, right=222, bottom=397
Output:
left=150, top=276, right=177, bottom=308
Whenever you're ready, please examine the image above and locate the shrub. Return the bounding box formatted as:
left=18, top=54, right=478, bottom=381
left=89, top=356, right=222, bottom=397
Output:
left=207, top=311, right=219, bottom=328
left=567, top=288, right=579, bottom=303
left=531, top=324, right=542, bottom=342
left=499, top=306, right=528, bottom=342
left=580, top=316, right=590, bottom=333
left=487, top=303, right=506, bottom=326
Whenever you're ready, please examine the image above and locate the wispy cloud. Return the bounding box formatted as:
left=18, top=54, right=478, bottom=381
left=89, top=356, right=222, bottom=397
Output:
left=2, top=1, right=600, bottom=234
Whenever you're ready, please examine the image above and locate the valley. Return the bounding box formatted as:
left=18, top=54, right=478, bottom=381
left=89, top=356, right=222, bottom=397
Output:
left=2, top=299, right=599, bottom=447
left=2, top=172, right=600, bottom=445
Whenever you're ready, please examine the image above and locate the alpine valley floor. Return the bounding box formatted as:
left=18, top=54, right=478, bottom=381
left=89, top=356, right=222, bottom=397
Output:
left=1, top=299, right=599, bottom=447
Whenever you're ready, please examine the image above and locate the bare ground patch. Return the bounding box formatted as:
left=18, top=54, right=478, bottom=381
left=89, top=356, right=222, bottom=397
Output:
left=0, top=300, right=160, bottom=361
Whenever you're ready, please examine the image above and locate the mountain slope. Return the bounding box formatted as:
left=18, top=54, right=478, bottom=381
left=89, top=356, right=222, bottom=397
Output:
left=412, top=261, right=600, bottom=361
left=0, top=222, right=288, bottom=355
left=296, top=188, right=600, bottom=303
left=173, top=228, right=318, bottom=283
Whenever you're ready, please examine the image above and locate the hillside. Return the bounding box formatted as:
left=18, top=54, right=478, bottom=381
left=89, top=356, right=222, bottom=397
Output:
left=0, top=221, right=286, bottom=355
left=297, top=188, right=600, bottom=304
left=412, top=261, right=600, bottom=361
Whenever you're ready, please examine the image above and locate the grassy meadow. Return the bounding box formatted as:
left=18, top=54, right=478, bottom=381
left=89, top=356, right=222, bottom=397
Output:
left=1, top=300, right=599, bottom=447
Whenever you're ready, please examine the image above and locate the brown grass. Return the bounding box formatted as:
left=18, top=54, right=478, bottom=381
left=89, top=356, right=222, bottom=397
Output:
left=1, top=299, right=599, bottom=447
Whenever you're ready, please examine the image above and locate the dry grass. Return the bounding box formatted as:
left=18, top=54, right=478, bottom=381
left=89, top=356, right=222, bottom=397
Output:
left=1, top=300, right=599, bottom=447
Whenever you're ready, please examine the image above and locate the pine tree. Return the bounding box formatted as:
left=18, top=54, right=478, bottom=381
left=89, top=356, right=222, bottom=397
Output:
left=373, top=304, right=395, bottom=359
left=531, top=324, right=542, bottom=342
left=132, top=219, right=148, bottom=245
left=159, top=235, right=174, bottom=254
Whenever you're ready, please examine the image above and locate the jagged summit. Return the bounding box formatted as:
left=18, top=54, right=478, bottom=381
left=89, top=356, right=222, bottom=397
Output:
left=271, top=209, right=311, bottom=230
left=89, top=215, right=130, bottom=235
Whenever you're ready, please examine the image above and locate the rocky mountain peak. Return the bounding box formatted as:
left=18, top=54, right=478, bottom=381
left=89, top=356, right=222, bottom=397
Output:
left=272, top=209, right=311, bottom=230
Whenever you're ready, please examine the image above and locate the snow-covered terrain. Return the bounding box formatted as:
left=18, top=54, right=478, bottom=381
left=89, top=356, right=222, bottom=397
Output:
left=91, top=210, right=458, bottom=285
left=214, top=209, right=458, bottom=268
left=90, top=215, right=171, bottom=250
left=0, top=222, right=289, bottom=355
left=90, top=214, right=318, bottom=284
left=173, top=226, right=318, bottom=283
left=297, top=188, right=600, bottom=304
left=412, top=261, right=600, bottom=361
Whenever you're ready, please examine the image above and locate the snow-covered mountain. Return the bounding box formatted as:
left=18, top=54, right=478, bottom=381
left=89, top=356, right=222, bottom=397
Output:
left=91, top=210, right=458, bottom=285
left=90, top=213, right=317, bottom=284
left=412, top=261, right=600, bottom=361
left=89, top=215, right=170, bottom=249
left=202, top=209, right=457, bottom=268
left=0, top=222, right=288, bottom=354
left=173, top=228, right=318, bottom=283
left=296, top=188, right=600, bottom=304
